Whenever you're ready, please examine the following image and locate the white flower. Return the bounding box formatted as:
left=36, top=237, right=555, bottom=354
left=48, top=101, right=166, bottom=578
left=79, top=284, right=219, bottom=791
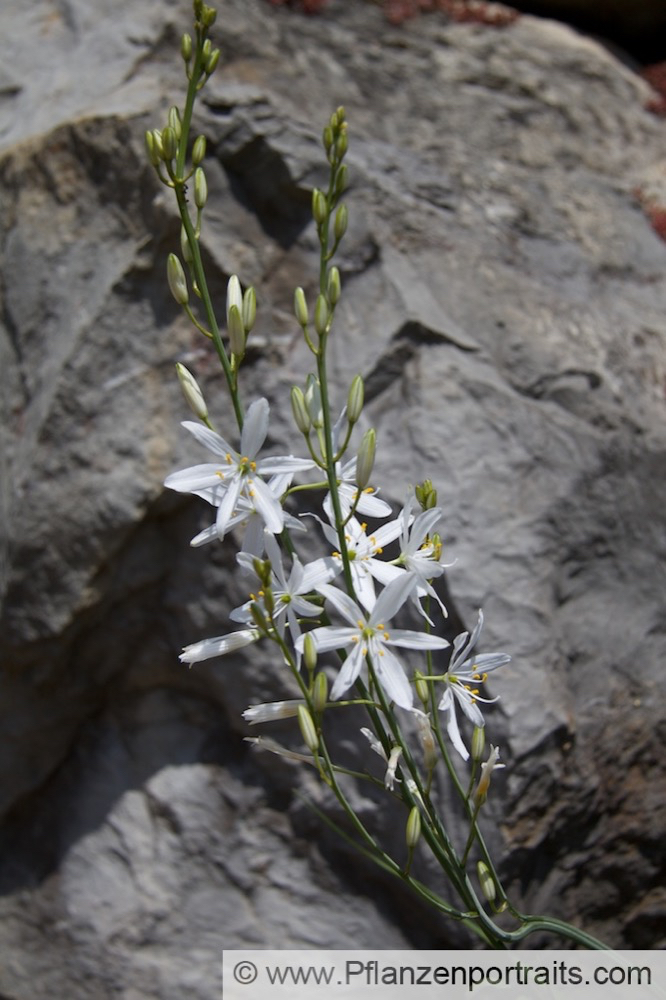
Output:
left=164, top=398, right=314, bottom=539
left=242, top=700, right=302, bottom=725
left=296, top=575, right=449, bottom=710
left=230, top=533, right=338, bottom=645
left=323, top=457, right=393, bottom=522
left=319, top=514, right=406, bottom=612
left=394, top=496, right=451, bottom=621
left=180, top=627, right=260, bottom=665
left=437, top=610, right=510, bottom=760
left=189, top=472, right=306, bottom=554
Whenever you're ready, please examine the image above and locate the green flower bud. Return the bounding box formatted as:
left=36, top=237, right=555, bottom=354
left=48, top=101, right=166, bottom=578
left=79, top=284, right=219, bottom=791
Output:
left=294, top=286, right=309, bottom=328
left=175, top=362, right=208, bottom=420
left=151, top=129, right=164, bottom=161
left=252, top=558, right=272, bottom=588
left=201, top=4, right=217, bottom=28
left=205, top=48, right=220, bottom=75
left=327, top=265, right=341, bottom=306
left=322, top=125, right=334, bottom=153
left=192, top=135, right=206, bottom=167
left=356, top=428, right=376, bottom=491
left=314, top=294, right=329, bottom=337
left=405, top=805, right=421, bottom=849
left=298, top=705, right=319, bottom=754
left=472, top=725, right=486, bottom=764
left=194, top=166, right=208, bottom=208
left=226, top=274, right=243, bottom=325
left=346, top=374, right=364, bottom=424
left=313, top=672, right=328, bottom=714
left=202, top=39, right=212, bottom=60
left=180, top=225, right=194, bottom=266
left=477, top=861, right=497, bottom=903
left=334, top=164, right=348, bottom=197
left=167, top=253, right=188, bottom=305
left=227, top=304, right=246, bottom=358
left=312, top=188, right=328, bottom=226
left=181, top=33, right=192, bottom=62
left=415, top=479, right=438, bottom=510
left=291, top=386, right=311, bottom=434
left=241, top=287, right=257, bottom=333
left=168, top=106, right=182, bottom=139
left=333, top=204, right=348, bottom=243
left=144, top=130, right=160, bottom=168
left=303, top=633, right=317, bottom=674
left=414, top=674, right=429, bottom=704
left=305, top=375, right=323, bottom=428
left=335, top=127, right=348, bottom=161
left=161, top=125, right=178, bottom=162
left=250, top=602, right=269, bottom=633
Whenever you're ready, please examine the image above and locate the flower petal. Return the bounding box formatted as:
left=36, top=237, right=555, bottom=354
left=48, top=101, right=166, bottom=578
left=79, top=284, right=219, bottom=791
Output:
left=240, top=398, right=269, bottom=458
left=180, top=628, right=259, bottom=663
left=372, top=645, right=413, bottom=709
left=181, top=420, right=235, bottom=458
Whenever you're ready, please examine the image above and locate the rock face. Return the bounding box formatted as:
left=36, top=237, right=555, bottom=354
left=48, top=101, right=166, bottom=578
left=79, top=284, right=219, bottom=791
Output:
left=1, top=0, right=665, bottom=994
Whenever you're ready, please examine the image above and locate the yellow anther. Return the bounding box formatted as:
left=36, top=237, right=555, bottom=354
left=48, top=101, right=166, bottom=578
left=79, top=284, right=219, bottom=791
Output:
left=215, top=470, right=225, bottom=480
left=226, top=453, right=233, bottom=463
left=383, top=632, right=390, bottom=640
left=361, top=522, right=367, bottom=532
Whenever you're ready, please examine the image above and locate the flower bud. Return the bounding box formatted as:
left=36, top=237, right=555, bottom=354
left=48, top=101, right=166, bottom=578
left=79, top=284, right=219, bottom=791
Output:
left=414, top=674, right=429, bottom=704
left=226, top=275, right=243, bottom=324
left=194, top=166, right=208, bottom=208
left=303, top=633, right=317, bottom=674
left=145, top=130, right=161, bottom=168
left=415, top=479, right=438, bottom=510
left=298, top=705, right=319, bottom=754
left=167, top=253, right=188, bottom=305
left=202, top=39, right=212, bottom=60
left=201, top=4, right=217, bottom=28
left=294, top=286, right=309, bottom=328
left=181, top=33, right=192, bottom=62
left=313, top=671, right=328, bottom=714
left=168, top=106, right=182, bottom=139
left=346, top=375, right=364, bottom=425
left=242, top=287, right=257, bottom=333
left=227, top=304, right=246, bottom=358
left=314, top=294, right=329, bottom=338
left=250, top=602, right=269, bottom=633
left=175, top=363, right=208, bottom=420
left=192, top=134, right=206, bottom=166
left=477, top=861, right=497, bottom=903
left=333, top=204, right=348, bottom=243
left=312, top=188, right=328, bottom=226
left=291, top=386, right=311, bottom=434
left=205, top=48, right=220, bottom=75
left=180, top=225, right=194, bottom=266
left=334, top=164, right=348, bottom=197
left=322, top=125, right=334, bottom=153
left=151, top=129, right=164, bottom=161
left=405, top=805, right=421, bottom=849
left=471, top=725, right=486, bottom=764
left=161, top=125, right=178, bottom=161
left=335, top=127, right=348, bottom=161
left=327, top=265, right=341, bottom=306
left=356, top=428, right=376, bottom=490
left=305, top=375, right=323, bottom=428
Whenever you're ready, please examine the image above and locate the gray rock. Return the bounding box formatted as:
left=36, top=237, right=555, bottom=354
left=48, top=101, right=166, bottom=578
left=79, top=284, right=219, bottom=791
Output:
left=1, top=0, right=665, bottom=994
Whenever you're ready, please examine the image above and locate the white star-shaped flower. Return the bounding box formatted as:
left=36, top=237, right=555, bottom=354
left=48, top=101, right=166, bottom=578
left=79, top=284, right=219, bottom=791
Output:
left=438, top=610, right=510, bottom=760
left=164, top=398, right=314, bottom=539
left=296, top=575, right=449, bottom=710
left=231, top=533, right=338, bottom=645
